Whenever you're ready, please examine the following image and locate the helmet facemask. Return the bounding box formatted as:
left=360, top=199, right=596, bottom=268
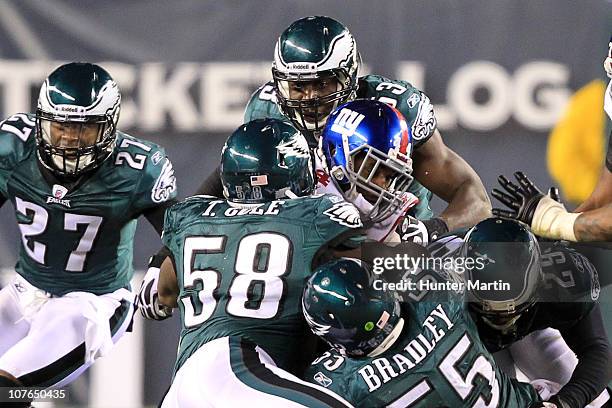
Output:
left=36, top=110, right=117, bottom=178
left=329, top=143, right=413, bottom=223
left=273, top=68, right=357, bottom=138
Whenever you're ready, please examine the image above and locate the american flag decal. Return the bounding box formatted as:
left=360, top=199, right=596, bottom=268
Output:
left=250, top=175, right=268, bottom=186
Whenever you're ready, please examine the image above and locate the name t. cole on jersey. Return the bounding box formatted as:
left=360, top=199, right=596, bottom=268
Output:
left=359, top=304, right=454, bottom=393
left=201, top=200, right=286, bottom=218
left=151, top=158, right=177, bottom=203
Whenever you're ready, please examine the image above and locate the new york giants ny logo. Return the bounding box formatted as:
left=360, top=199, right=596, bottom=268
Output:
left=330, top=108, right=364, bottom=138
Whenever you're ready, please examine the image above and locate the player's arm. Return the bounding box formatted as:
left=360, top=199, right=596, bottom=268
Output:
left=412, top=129, right=491, bottom=231
left=131, top=148, right=178, bottom=234
left=157, top=254, right=179, bottom=308
left=194, top=164, right=223, bottom=197
left=555, top=303, right=612, bottom=407
left=573, top=204, right=612, bottom=241
left=575, top=132, right=612, bottom=212
left=135, top=247, right=175, bottom=320
left=143, top=200, right=177, bottom=236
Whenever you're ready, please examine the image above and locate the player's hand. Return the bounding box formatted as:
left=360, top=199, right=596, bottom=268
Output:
left=491, top=171, right=546, bottom=225
left=136, top=261, right=173, bottom=321
left=398, top=215, right=429, bottom=245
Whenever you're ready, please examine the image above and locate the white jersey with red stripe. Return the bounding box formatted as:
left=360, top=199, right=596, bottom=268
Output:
left=313, top=151, right=418, bottom=242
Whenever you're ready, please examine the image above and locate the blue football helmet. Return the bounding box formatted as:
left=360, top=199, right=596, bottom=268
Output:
left=320, top=99, right=413, bottom=222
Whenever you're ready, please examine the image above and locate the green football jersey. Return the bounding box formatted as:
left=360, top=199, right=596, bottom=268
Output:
left=0, top=113, right=177, bottom=296
left=244, top=74, right=435, bottom=220
left=305, top=270, right=540, bottom=407
left=162, top=193, right=363, bottom=373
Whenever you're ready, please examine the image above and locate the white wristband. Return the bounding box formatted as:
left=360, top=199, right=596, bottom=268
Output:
left=531, top=195, right=580, bottom=241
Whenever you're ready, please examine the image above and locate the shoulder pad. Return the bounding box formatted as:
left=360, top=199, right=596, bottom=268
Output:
left=114, top=133, right=177, bottom=208
left=0, top=113, right=37, bottom=169
left=358, top=75, right=437, bottom=147
left=244, top=81, right=282, bottom=122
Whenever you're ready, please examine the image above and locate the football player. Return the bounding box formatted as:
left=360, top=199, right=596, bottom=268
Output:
left=195, top=15, right=491, bottom=243
left=302, top=258, right=541, bottom=407
left=156, top=119, right=363, bottom=407
left=576, top=36, right=612, bottom=213
left=318, top=99, right=418, bottom=242
left=0, top=63, right=177, bottom=403
left=430, top=217, right=612, bottom=408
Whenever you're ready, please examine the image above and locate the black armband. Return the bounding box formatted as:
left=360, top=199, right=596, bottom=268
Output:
left=148, top=246, right=171, bottom=268
left=195, top=164, right=223, bottom=197
left=422, top=217, right=449, bottom=241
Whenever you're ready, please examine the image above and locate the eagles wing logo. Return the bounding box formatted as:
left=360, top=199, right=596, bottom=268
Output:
left=411, top=94, right=437, bottom=141
left=323, top=202, right=363, bottom=228
left=151, top=158, right=177, bottom=203
left=276, top=133, right=311, bottom=159
left=302, top=303, right=332, bottom=336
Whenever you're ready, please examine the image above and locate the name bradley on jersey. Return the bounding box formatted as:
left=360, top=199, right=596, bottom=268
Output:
left=358, top=304, right=454, bottom=392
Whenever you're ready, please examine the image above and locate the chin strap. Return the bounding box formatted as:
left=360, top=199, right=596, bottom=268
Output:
left=368, top=317, right=405, bottom=357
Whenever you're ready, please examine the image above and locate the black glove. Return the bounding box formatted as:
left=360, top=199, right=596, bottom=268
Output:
left=398, top=216, right=449, bottom=245
left=491, top=171, right=547, bottom=225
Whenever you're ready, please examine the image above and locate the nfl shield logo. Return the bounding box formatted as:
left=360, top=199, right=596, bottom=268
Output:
left=52, top=184, right=68, bottom=199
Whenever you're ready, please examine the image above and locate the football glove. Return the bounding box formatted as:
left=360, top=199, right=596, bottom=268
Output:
left=135, top=256, right=173, bottom=321
left=398, top=216, right=449, bottom=245
left=491, top=171, right=579, bottom=241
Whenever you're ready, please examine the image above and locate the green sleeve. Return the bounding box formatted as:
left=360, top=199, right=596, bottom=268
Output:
left=131, top=145, right=178, bottom=212
left=0, top=113, right=36, bottom=197
left=359, top=75, right=437, bottom=150
left=243, top=82, right=286, bottom=123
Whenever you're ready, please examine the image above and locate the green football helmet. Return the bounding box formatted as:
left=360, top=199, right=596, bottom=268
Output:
left=36, top=62, right=120, bottom=178
left=220, top=119, right=316, bottom=204
left=463, top=217, right=542, bottom=334
left=272, top=16, right=360, bottom=138
left=302, top=258, right=404, bottom=357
